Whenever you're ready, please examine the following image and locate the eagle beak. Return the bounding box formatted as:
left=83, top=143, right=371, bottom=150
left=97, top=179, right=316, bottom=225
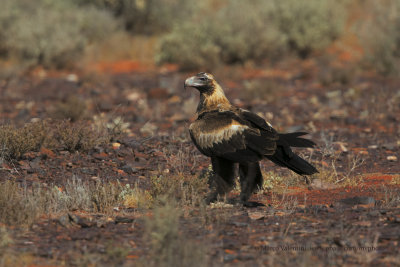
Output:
left=184, top=76, right=197, bottom=89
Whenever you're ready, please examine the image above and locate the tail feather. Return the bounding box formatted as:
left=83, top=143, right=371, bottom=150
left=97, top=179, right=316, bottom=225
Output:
left=266, top=147, right=318, bottom=175
left=279, top=132, right=316, bottom=148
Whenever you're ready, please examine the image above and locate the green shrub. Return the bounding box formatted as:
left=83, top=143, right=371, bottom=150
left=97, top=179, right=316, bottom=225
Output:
left=74, top=0, right=197, bottom=34
left=157, top=0, right=346, bottom=69
left=0, top=0, right=120, bottom=68
left=358, top=0, right=400, bottom=75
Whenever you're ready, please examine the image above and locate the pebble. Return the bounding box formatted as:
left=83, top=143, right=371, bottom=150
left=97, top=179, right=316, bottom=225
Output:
left=112, top=142, right=121, bottom=150
left=387, top=155, right=397, bottom=161
left=339, top=196, right=375, bottom=206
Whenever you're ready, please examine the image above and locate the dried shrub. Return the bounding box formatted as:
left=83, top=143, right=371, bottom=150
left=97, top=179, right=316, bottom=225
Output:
left=0, top=180, right=44, bottom=226
left=0, top=121, right=47, bottom=160
left=119, top=184, right=153, bottom=209
left=90, top=181, right=123, bottom=213
left=150, top=173, right=209, bottom=207
left=93, top=114, right=131, bottom=141
left=0, top=0, right=120, bottom=68
left=52, top=96, right=87, bottom=122
left=157, top=0, right=346, bottom=69
left=142, top=199, right=207, bottom=267
left=47, top=120, right=108, bottom=152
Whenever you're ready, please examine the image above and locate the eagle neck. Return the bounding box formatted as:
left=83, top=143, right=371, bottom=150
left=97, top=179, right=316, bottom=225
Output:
left=196, top=84, right=231, bottom=113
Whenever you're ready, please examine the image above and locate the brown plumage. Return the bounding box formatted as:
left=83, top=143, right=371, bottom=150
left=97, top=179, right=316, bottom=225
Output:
left=185, top=72, right=318, bottom=206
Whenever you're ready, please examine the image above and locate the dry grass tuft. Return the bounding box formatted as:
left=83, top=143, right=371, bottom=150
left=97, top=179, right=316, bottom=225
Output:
left=150, top=173, right=209, bottom=208
left=0, top=180, right=44, bottom=226
left=141, top=198, right=207, bottom=267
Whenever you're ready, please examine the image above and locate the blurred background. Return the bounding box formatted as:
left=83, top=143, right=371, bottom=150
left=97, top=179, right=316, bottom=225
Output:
left=0, top=0, right=399, bottom=76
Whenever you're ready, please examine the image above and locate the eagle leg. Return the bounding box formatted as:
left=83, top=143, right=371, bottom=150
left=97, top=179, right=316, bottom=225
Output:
left=239, top=162, right=263, bottom=204
left=206, top=157, right=236, bottom=203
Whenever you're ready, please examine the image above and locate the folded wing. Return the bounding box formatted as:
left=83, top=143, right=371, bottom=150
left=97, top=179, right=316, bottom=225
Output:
left=189, top=110, right=278, bottom=163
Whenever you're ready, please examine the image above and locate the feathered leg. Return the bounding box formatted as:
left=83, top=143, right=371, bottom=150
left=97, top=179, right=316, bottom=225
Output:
left=206, top=157, right=236, bottom=203
left=239, top=162, right=263, bottom=205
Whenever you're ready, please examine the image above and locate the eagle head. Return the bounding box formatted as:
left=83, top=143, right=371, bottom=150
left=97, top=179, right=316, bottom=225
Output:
left=184, top=72, right=216, bottom=94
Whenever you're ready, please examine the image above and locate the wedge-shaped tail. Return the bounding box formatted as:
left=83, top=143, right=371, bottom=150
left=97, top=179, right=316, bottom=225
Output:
left=266, top=132, right=318, bottom=175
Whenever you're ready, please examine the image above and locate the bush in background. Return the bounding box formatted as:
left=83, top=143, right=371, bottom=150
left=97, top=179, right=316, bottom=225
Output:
left=0, top=0, right=120, bottom=69
left=357, top=0, right=400, bottom=75
left=73, top=0, right=197, bottom=34
left=157, top=0, right=347, bottom=70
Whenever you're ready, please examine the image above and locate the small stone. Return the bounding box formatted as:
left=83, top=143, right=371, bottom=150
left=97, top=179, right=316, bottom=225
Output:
left=231, top=222, right=248, bottom=227
left=382, top=143, right=397, bottom=150
left=223, top=254, right=237, bottom=263
left=339, top=196, right=375, bottom=206
left=387, top=155, right=397, bottom=161
left=112, top=142, right=121, bottom=150
left=121, top=164, right=136, bottom=174
left=352, top=221, right=372, bottom=227
left=66, top=74, right=78, bottom=82
left=368, top=145, right=378, bottom=149
left=58, top=215, right=72, bottom=228
left=115, top=216, right=134, bottom=224
left=248, top=211, right=265, bottom=220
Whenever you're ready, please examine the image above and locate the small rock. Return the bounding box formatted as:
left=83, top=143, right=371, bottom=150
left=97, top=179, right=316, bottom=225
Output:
left=115, top=216, right=134, bottom=224
left=248, top=211, right=265, bottom=220
left=230, top=222, right=248, bottom=227
left=112, top=142, right=121, bottom=150
left=387, top=155, right=397, bottom=161
left=223, top=254, right=237, bottom=263
left=368, top=145, right=378, bottom=149
left=58, top=215, right=72, bottom=228
left=68, top=214, right=94, bottom=228
left=121, top=164, right=136, bottom=174
left=66, top=74, right=78, bottom=82
left=311, top=179, right=338, bottom=190
left=352, top=221, right=372, bottom=227
left=368, top=210, right=380, bottom=217
left=339, top=196, right=375, bottom=206
left=382, top=143, right=397, bottom=150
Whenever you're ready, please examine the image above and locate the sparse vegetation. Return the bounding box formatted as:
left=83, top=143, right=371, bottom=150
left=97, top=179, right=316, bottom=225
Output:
left=52, top=96, right=87, bottom=122
left=157, top=0, right=347, bottom=69
left=0, top=1, right=399, bottom=266
left=0, top=180, right=44, bottom=226
left=0, top=0, right=120, bottom=69
left=150, top=173, right=209, bottom=207
left=357, top=0, right=400, bottom=75
left=142, top=199, right=207, bottom=267
left=0, top=121, right=47, bottom=160
left=74, top=0, right=198, bottom=34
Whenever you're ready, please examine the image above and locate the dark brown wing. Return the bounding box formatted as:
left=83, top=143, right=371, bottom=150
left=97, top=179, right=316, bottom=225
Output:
left=189, top=110, right=278, bottom=163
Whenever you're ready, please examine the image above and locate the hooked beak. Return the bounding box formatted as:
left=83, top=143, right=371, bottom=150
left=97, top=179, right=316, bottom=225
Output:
left=184, top=76, right=203, bottom=89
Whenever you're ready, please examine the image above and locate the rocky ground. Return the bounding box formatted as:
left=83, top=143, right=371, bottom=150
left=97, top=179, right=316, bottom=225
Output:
left=0, top=59, right=399, bottom=266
